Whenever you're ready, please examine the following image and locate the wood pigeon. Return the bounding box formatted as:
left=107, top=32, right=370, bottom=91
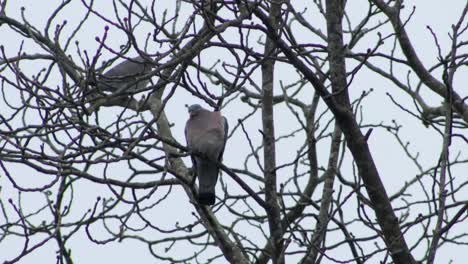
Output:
left=98, top=55, right=153, bottom=93
left=185, top=104, right=228, bottom=205
left=87, top=55, right=153, bottom=113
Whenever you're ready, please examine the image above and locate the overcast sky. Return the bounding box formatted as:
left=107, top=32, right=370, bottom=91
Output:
left=0, top=0, right=466, bottom=263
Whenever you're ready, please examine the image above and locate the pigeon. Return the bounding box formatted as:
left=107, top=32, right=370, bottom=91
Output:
left=87, top=55, right=153, bottom=113
left=185, top=104, right=228, bottom=205
left=98, top=55, right=153, bottom=93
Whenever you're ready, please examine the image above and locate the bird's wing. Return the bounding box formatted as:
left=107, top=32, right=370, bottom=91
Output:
left=99, top=56, right=150, bottom=92
left=218, top=116, right=229, bottom=161
left=104, top=56, right=148, bottom=77
left=185, top=119, right=199, bottom=187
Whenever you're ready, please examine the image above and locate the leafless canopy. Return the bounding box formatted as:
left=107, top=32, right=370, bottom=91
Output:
left=0, top=0, right=467, bottom=263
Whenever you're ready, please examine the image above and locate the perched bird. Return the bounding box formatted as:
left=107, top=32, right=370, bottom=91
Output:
left=98, top=55, right=153, bottom=93
left=185, top=104, right=228, bottom=205
left=88, top=55, right=153, bottom=113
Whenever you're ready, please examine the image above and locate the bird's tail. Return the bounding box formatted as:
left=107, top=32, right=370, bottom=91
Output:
left=196, top=160, right=219, bottom=205
left=198, top=192, right=216, bottom=205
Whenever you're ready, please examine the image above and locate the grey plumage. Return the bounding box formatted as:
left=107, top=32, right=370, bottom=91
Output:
left=87, top=55, right=153, bottom=113
left=185, top=104, right=228, bottom=205
left=98, top=55, right=152, bottom=93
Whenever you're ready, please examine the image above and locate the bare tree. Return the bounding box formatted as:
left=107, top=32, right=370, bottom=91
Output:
left=0, top=0, right=467, bottom=263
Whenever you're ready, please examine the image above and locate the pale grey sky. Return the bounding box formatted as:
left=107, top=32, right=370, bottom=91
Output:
left=0, top=0, right=466, bottom=263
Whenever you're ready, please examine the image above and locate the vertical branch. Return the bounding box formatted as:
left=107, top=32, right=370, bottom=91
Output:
left=426, top=70, right=453, bottom=264
left=300, top=6, right=350, bottom=259
left=303, top=123, right=342, bottom=263
left=325, top=0, right=350, bottom=106
left=321, top=1, right=417, bottom=264
left=261, top=1, right=283, bottom=263
left=255, top=96, right=321, bottom=264
left=250, top=0, right=418, bottom=263
left=54, top=176, right=74, bottom=264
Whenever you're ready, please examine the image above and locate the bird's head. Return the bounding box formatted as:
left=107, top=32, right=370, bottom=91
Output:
left=188, top=104, right=203, bottom=117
